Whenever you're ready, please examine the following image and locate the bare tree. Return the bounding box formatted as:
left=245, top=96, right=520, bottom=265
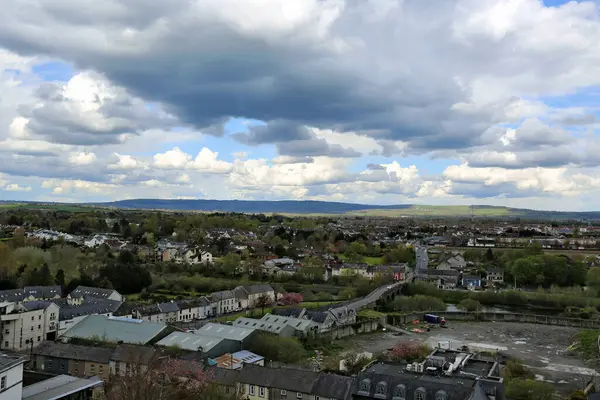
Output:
left=102, top=357, right=237, bottom=400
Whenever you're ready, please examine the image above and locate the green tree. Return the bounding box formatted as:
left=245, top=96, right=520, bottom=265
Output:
left=458, top=299, right=481, bottom=312
left=221, top=253, right=241, bottom=277
left=505, top=379, right=555, bottom=400
left=55, top=269, right=66, bottom=287
left=112, top=222, right=121, bottom=234
left=338, top=286, right=357, bottom=300
left=587, top=267, right=600, bottom=291
left=246, top=332, right=304, bottom=364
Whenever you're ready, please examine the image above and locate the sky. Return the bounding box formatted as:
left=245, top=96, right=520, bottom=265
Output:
left=0, top=0, right=600, bottom=211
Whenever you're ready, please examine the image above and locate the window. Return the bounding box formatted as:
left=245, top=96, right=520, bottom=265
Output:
left=30, top=326, right=33, bottom=331
left=249, top=385, right=255, bottom=395
left=393, top=384, right=406, bottom=400
left=375, top=382, right=387, bottom=397
left=415, top=387, right=426, bottom=400
left=91, top=364, right=96, bottom=373
left=31, top=316, right=34, bottom=321
left=4, top=330, right=8, bottom=335
left=2, top=342, right=6, bottom=348
left=37, top=336, right=41, bottom=342
left=359, top=379, right=371, bottom=394
left=38, top=325, right=41, bottom=329
left=259, top=387, right=265, bottom=397
left=38, top=315, right=41, bottom=320
left=296, top=394, right=302, bottom=399
left=47, top=360, right=53, bottom=369
left=435, top=391, right=447, bottom=400
left=281, top=390, right=287, bottom=396
left=0, top=376, right=5, bottom=390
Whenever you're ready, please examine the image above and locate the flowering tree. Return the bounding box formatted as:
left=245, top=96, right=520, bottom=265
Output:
left=388, top=342, right=432, bottom=363
left=103, top=357, right=236, bottom=400
left=280, top=292, right=303, bottom=305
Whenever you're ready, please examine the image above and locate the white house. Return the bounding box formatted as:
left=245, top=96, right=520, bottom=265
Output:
left=0, top=353, right=25, bottom=399
left=84, top=235, right=110, bottom=248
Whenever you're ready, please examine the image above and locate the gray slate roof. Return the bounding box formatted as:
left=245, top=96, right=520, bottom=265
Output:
left=69, top=286, right=119, bottom=300
left=62, top=315, right=168, bottom=344
left=111, top=343, right=162, bottom=364
left=24, top=286, right=62, bottom=298
left=157, top=301, right=179, bottom=313
left=32, top=341, right=112, bottom=364
left=58, top=299, right=123, bottom=321
left=211, top=290, right=235, bottom=301
left=197, top=322, right=255, bottom=341
left=237, top=365, right=353, bottom=399
left=22, top=375, right=103, bottom=400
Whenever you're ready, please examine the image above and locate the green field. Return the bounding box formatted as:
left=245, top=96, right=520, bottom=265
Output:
left=347, top=205, right=517, bottom=217
left=337, top=254, right=383, bottom=265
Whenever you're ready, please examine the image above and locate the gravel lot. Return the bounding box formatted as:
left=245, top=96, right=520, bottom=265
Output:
left=347, top=321, right=598, bottom=393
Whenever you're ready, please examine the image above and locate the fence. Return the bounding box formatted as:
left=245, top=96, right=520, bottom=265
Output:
left=387, top=310, right=600, bottom=329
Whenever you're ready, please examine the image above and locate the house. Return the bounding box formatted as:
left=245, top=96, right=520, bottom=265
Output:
left=436, top=253, right=467, bottom=271
left=373, top=264, right=411, bottom=282
left=193, top=322, right=256, bottom=352
left=84, top=234, right=109, bottom=248
left=211, top=290, right=239, bottom=314
left=173, top=247, right=213, bottom=264
left=211, top=350, right=264, bottom=370
left=22, top=375, right=103, bottom=400
left=419, top=270, right=460, bottom=290
left=68, top=286, right=123, bottom=303
left=0, top=286, right=62, bottom=304
left=236, top=364, right=354, bottom=400
left=176, top=297, right=211, bottom=321
left=487, top=268, right=504, bottom=285
left=60, top=315, right=169, bottom=345
left=32, top=341, right=112, bottom=380
left=234, top=284, right=275, bottom=309
left=0, top=353, right=25, bottom=399
left=462, top=275, right=482, bottom=290
left=0, top=301, right=59, bottom=350
left=157, top=301, right=179, bottom=323
left=109, top=344, right=163, bottom=377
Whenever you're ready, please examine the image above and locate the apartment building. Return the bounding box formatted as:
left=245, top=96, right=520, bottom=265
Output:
left=0, top=301, right=59, bottom=351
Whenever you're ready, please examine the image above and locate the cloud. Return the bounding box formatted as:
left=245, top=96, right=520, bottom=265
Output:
left=68, top=151, right=97, bottom=165
left=4, top=183, right=32, bottom=192
left=153, top=147, right=233, bottom=173
left=14, top=72, right=178, bottom=145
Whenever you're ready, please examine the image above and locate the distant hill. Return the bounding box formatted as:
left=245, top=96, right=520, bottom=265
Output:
left=90, top=199, right=600, bottom=220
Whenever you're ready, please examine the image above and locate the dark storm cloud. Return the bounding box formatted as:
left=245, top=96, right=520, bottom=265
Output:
left=0, top=0, right=490, bottom=154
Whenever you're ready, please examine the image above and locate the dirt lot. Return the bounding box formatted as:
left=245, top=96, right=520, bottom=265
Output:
left=346, top=322, right=598, bottom=393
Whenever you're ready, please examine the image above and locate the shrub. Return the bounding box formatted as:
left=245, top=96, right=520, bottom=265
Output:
left=387, top=295, right=445, bottom=312
left=458, top=299, right=482, bottom=312
left=388, top=342, right=432, bottom=363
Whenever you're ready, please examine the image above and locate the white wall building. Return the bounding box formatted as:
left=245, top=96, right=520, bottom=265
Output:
left=0, top=302, right=58, bottom=351
left=0, top=354, right=25, bottom=400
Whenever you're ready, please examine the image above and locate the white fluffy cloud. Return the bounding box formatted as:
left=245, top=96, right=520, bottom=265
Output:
left=0, top=1, right=599, bottom=209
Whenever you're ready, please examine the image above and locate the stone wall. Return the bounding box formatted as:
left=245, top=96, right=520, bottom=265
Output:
left=387, top=311, right=600, bottom=329
left=324, top=318, right=380, bottom=340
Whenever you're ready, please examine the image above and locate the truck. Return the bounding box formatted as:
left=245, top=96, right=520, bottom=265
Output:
left=423, top=314, right=446, bottom=325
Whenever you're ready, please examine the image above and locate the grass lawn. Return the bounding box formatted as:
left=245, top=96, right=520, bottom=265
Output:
left=338, top=254, right=383, bottom=265
left=358, top=309, right=386, bottom=319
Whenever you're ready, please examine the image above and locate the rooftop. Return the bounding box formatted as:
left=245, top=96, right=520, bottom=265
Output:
left=22, top=375, right=103, bottom=400
left=61, top=315, right=168, bottom=344
left=157, top=331, right=223, bottom=352
left=196, top=322, right=255, bottom=341
left=0, top=352, right=25, bottom=373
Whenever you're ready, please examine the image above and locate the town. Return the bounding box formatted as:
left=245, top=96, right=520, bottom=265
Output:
left=0, top=207, right=598, bottom=399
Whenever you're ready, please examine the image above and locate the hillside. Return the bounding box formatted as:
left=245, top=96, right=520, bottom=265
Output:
left=89, top=199, right=600, bottom=220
